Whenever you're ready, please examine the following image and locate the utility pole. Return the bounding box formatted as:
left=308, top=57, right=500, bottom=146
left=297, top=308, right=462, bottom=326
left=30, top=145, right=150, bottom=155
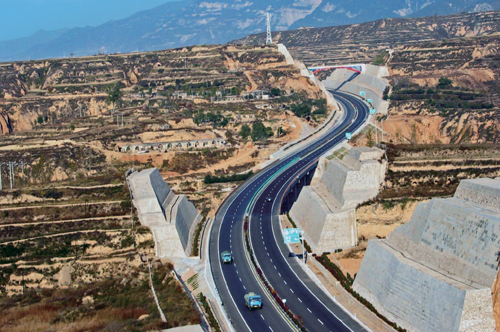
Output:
left=381, top=118, right=384, bottom=143
left=0, top=162, right=3, bottom=191
left=266, top=12, right=273, bottom=45
left=8, top=161, right=16, bottom=189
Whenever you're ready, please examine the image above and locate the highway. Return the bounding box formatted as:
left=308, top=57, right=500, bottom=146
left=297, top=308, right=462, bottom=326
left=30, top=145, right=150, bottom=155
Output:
left=209, top=91, right=370, bottom=332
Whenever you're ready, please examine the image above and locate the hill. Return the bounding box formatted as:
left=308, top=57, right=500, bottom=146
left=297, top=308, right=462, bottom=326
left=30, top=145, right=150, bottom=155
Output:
left=238, top=10, right=500, bottom=66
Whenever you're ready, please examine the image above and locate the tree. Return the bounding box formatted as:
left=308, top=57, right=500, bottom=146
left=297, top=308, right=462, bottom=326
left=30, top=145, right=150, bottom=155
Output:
left=251, top=121, right=270, bottom=141
left=106, top=83, right=124, bottom=109
left=270, top=88, right=281, bottom=97
left=239, top=124, right=251, bottom=139
left=437, top=77, right=453, bottom=88
left=290, top=103, right=312, bottom=118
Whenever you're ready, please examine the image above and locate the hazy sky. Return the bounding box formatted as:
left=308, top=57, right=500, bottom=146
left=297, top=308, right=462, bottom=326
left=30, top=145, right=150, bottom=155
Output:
left=0, top=0, right=177, bottom=41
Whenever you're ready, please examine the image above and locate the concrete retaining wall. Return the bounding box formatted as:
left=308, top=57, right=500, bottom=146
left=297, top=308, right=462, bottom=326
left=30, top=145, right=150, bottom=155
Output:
left=353, top=240, right=494, bottom=332
left=354, top=177, right=500, bottom=332
left=323, top=65, right=390, bottom=114
left=289, top=187, right=357, bottom=252
left=128, top=168, right=200, bottom=257
left=289, top=147, right=386, bottom=252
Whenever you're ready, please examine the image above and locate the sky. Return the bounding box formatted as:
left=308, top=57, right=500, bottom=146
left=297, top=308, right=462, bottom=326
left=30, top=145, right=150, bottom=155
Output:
left=0, top=0, right=177, bottom=41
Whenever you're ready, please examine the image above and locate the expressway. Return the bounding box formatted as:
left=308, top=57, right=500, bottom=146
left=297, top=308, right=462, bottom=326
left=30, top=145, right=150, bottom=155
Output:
left=209, top=91, right=370, bottom=332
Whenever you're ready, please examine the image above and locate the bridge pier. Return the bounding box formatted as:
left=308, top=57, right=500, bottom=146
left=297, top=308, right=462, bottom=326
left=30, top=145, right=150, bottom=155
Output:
left=280, top=162, right=317, bottom=214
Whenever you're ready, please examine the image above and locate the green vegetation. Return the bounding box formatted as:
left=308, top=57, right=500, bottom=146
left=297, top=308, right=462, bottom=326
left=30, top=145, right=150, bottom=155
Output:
left=290, top=98, right=328, bottom=118
left=239, top=124, right=251, bottom=139
left=204, top=171, right=254, bottom=184
left=193, top=111, right=229, bottom=127
left=106, top=82, right=124, bottom=109
left=191, top=215, right=207, bottom=257
left=391, top=80, right=493, bottom=116
left=251, top=121, right=273, bottom=141
left=372, top=50, right=389, bottom=66
left=198, top=292, right=221, bottom=332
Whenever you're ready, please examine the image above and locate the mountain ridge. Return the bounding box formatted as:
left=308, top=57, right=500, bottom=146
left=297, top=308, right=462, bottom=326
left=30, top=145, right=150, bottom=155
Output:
left=1, top=0, right=500, bottom=62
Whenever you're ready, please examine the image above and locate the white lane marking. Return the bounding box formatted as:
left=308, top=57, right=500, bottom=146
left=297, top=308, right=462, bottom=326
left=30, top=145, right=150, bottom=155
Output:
left=267, top=253, right=269, bottom=256
left=307, top=308, right=312, bottom=313
left=274, top=265, right=277, bottom=269
left=318, top=319, right=324, bottom=325
left=278, top=273, right=281, bottom=277
left=243, top=285, right=246, bottom=290
left=236, top=270, right=239, bottom=274
left=283, top=280, right=287, bottom=285
left=239, top=277, right=242, bottom=282
left=269, top=327, right=273, bottom=332
left=298, top=298, right=302, bottom=303
left=270, top=259, right=272, bottom=263
left=290, top=288, right=294, bottom=294
left=260, top=314, right=265, bottom=320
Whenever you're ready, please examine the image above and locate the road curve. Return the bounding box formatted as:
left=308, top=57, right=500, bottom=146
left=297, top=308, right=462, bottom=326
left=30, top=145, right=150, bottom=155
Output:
left=209, top=91, right=370, bottom=332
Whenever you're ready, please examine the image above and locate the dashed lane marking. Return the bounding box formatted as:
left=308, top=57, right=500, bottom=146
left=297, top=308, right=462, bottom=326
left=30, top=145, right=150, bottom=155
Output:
left=260, top=314, right=265, bottom=320
left=298, top=298, right=302, bottom=303
left=307, top=308, right=312, bottom=313
left=318, top=319, right=324, bottom=325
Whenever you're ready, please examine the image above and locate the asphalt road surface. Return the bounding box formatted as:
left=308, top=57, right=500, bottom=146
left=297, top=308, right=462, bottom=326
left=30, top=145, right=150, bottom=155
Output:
left=209, top=91, right=371, bottom=332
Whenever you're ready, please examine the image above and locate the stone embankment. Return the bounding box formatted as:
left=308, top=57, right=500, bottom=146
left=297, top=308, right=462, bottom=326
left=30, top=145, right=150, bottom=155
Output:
left=290, top=147, right=387, bottom=252
left=354, top=177, right=500, bottom=332
left=323, top=64, right=390, bottom=114
left=127, top=168, right=201, bottom=258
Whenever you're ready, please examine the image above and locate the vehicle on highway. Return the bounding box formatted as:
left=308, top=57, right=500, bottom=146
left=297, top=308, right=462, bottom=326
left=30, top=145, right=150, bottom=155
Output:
left=220, top=250, right=233, bottom=263
left=266, top=197, right=272, bottom=202
left=244, top=292, right=262, bottom=310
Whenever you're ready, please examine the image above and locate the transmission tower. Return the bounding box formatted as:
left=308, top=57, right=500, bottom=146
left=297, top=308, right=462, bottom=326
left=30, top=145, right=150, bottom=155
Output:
left=266, top=12, right=273, bottom=45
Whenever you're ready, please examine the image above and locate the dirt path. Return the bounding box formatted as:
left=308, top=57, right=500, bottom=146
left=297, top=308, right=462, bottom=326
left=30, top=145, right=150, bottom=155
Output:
left=393, top=156, right=500, bottom=163
left=243, top=71, right=258, bottom=91
left=0, top=215, right=129, bottom=227
left=390, top=164, right=500, bottom=172
left=0, top=200, right=123, bottom=211
left=4, top=229, right=128, bottom=244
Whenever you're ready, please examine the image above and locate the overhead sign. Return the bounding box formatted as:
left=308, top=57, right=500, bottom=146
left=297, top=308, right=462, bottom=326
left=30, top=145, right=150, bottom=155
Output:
left=345, top=132, right=352, bottom=140
left=369, top=108, right=377, bottom=114
left=360, top=91, right=365, bottom=97
left=284, top=228, right=300, bottom=244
